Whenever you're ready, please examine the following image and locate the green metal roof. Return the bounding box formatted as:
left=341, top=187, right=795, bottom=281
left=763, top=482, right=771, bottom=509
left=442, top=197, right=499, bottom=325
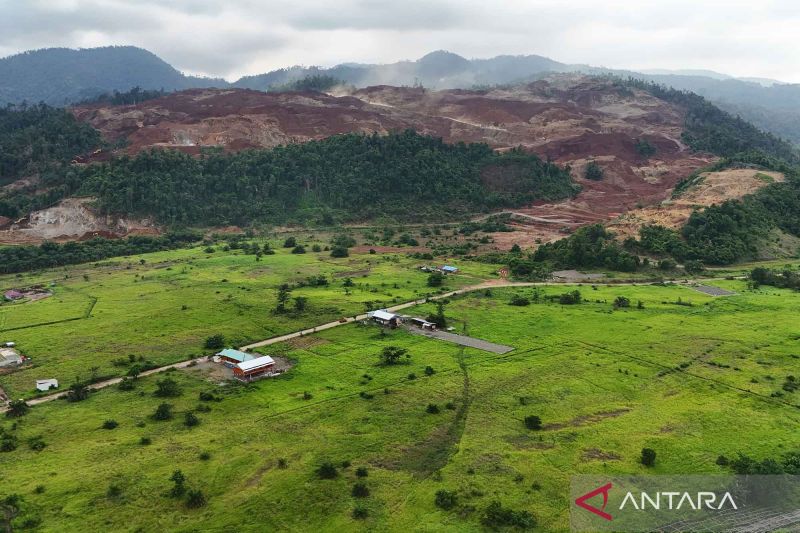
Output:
left=216, top=348, right=255, bottom=363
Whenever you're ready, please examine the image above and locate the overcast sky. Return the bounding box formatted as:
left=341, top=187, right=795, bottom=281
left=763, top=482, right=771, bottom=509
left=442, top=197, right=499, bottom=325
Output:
left=1, top=0, right=799, bottom=82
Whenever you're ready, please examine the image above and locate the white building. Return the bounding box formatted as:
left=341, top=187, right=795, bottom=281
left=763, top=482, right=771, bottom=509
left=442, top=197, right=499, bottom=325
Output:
left=36, top=379, right=59, bottom=392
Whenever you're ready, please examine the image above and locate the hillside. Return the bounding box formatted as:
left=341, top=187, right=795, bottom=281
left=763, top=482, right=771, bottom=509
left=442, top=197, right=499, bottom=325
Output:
left=0, top=46, right=226, bottom=105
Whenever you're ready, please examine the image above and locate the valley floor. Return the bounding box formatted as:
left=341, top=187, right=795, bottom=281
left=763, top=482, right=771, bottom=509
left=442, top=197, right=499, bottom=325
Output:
left=1, top=247, right=798, bottom=531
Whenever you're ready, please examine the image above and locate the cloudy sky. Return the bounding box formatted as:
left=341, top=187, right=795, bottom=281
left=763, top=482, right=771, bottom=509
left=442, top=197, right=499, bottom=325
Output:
left=1, top=0, right=799, bottom=82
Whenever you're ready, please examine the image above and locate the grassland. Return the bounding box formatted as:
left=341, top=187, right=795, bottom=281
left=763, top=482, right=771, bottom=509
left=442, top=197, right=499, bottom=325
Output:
left=1, top=263, right=798, bottom=531
left=0, top=240, right=497, bottom=399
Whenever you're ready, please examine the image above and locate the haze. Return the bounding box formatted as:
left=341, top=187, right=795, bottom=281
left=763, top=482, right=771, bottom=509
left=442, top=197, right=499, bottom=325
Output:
left=0, top=0, right=798, bottom=82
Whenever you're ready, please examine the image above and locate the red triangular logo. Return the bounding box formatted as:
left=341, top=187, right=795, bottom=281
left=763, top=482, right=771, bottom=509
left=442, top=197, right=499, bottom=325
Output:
left=575, top=482, right=613, bottom=521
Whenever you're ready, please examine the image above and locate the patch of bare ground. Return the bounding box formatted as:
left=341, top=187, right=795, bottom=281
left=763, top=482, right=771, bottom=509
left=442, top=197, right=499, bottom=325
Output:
left=284, top=336, right=330, bottom=350
left=544, top=408, right=631, bottom=430
left=610, top=169, right=785, bottom=239
left=582, top=448, right=621, bottom=461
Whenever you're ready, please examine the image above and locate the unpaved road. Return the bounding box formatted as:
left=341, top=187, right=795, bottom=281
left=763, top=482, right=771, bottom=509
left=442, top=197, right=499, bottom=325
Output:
left=1, top=277, right=716, bottom=411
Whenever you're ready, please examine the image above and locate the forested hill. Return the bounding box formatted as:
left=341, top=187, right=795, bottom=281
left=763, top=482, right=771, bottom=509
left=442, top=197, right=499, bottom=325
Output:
left=74, top=131, right=578, bottom=225
left=0, top=47, right=226, bottom=105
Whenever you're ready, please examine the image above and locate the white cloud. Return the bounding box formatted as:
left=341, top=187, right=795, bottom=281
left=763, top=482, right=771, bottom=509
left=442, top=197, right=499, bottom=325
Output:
left=0, top=0, right=798, bottom=82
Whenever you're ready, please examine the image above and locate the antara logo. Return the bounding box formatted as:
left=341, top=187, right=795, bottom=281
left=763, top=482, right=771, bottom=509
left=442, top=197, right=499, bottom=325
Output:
left=574, top=482, right=739, bottom=521
left=575, top=482, right=614, bottom=521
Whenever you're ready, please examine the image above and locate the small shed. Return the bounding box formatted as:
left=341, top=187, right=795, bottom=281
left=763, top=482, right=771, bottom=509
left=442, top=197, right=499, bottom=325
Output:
left=36, top=379, right=59, bottom=392
left=216, top=348, right=255, bottom=367
left=3, top=342, right=15, bottom=348
left=233, top=355, right=276, bottom=381
left=370, top=309, right=400, bottom=328
left=4, top=290, right=23, bottom=301
left=440, top=265, right=459, bottom=274
left=409, top=317, right=436, bottom=330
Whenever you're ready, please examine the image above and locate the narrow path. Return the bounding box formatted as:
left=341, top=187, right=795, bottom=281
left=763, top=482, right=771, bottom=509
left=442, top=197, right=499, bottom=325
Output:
left=1, top=276, right=718, bottom=410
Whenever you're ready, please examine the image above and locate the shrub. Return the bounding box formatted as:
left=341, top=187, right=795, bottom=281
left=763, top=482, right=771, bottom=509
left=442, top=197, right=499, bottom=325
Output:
left=303, top=391, right=313, bottom=400
left=140, top=437, right=152, bottom=445
left=277, top=458, right=288, bottom=469
left=291, top=245, right=306, bottom=254
left=379, top=346, right=409, bottom=365
left=152, top=403, right=173, bottom=421
left=102, top=420, right=119, bottom=430
left=28, top=436, right=46, bottom=451
left=424, top=366, right=435, bottom=376
left=351, top=482, right=370, bottom=498
left=117, top=378, right=135, bottom=391
left=184, top=412, right=200, bottom=427
left=434, top=489, right=458, bottom=510
left=355, top=466, right=368, bottom=478
left=482, top=501, right=536, bottom=529
left=524, top=415, right=542, bottom=430
left=198, top=391, right=216, bottom=402
left=641, top=448, right=657, bottom=467
left=613, top=296, right=631, bottom=308
left=199, top=451, right=211, bottom=461
left=585, top=161, right=604, bottom=181
left=203, top=334, right=225, bottom=350
left=352, top=506, right=369, bottom=519
left=5, top=399, right=29, bottom=418
left=716, top=455, right=729, bottom=466
left=186, top=489, right=207, bottom=508
left=330, top=246, right=349, bottom=258
left=154, top=378, right=181, bottom=398
left=426, top=403, right=440, bottom=414
left=66, top=381, right=90, bottom=402
left=311, top=244, right=322, bottom=252
left=316, top=462, right=339, bottom=479
left=106, top=484, right=122, bottom=500
left=427, top=271, right=445, bottom=287
left=283, top=236, right=296, bottom=248
left=169, top=470, right=186, bottom=497
left=510, top=294, right=530, bottom=306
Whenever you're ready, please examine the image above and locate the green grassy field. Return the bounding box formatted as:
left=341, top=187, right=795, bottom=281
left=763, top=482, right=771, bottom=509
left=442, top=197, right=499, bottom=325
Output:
left=0, top=242, right=497, bottom=399
left=1, top=270, right=798, bottom=531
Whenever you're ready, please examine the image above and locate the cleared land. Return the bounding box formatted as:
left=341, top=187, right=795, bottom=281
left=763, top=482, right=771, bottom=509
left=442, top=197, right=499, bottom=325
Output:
left=1, top=264, right=798, bottom=531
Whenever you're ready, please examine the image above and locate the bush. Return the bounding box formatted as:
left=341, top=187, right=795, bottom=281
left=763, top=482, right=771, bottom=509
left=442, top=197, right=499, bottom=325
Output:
left=154, top=378, right=181, bottom=398
left=434, top=489, right=458, bottom=510
left=330, top=246, right=349, bottom=258
left=641, top=448, right=657, bottom=467
left=379, top=346, right=409, bottom=365
left=291, top=245, right=306, bottom=254
left=117, top=378, right=136, bottom=391
left=28, top=436, right=46, bottom=451
left=355, top=466, right=368, bottom=478
left=66, top=381, right=90, bottom=402
left=198, top=391, right=217, bottom=402
left=482, top=501, right=536, bottom=529
left=140, top=436, right=152, bottom=445
left=102, top=420, right=119, bottom=430
left=584, top=160, right=604, bottom=181
left=426, top=403, right=440, bottom=414
left=316, top=461, right=339, bottom=479
left=613, top=296, right=631, bottom=309
left=352, top=506, right=369, bottom=519
left=204, top=334, right=225, bottom=350
left=427, top=271, right=445, bottom=287
left=311, top=244, right=322, bottom=252
left=277, top=458, right=288, bottom=469
left=351, top=482, right=370, bottom=498
left=716, top=455, right=729, bottom=466
left=5, top=399, right=29, bottom=418
left=186, top=489, right=207, bottom=508
left=424, top=366, right=435, bottom=376
left=106, top=484, right=122, bottom=500
left=152, top=403, right=173, bottom=421
left=558, top=290, right=582, bottom=305
left=199, top=451, right=211, bottom=461
left=184, top=412, right=200, bottom=427
left=510, top=294, right=530, bottom=306
left=283, top=236, right=296, bottom=248
left=524, top=415, right=542, bottom=430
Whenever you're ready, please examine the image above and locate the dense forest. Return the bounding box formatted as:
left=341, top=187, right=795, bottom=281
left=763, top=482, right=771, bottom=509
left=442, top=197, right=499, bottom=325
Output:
left=75, top=130, right=578, bottom=225
left=0, top=232, right=199, bottom=275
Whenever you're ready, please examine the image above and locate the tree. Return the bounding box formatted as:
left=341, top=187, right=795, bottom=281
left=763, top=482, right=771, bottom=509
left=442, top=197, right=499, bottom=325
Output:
left=351, top=483, right=370, bottom=498
left=684, top=260, right=705, bottom=274
left=524, top=415, right=542, bottom=430
left=585, top=161, right=604, bottom=181
left=169, top=470, right=186, bottom=497
left=154, top=378, right=181, bottom=398
left=153, top=403, right=173, bottom=421
left=66, top=381, right=90, bottom=402
left=293, top=296, right=308, bottom=312
left=613, top=296, right=631, bottom=308
left=184, top=412, right=200, bottom=427
left=641, top=448, right=657, bottom=467
left=482, top=501, right=536, bottom=529
left=1, top=494, right=22, bottom=533
left=204, top=334, right=225, bottom=350
left=427, top=300, right=448, bottom=328
left=510, top=294, right=530, bottom=306
left=427, top=271, right=444, bottom=287
left=5, top=399, right=28, bottom=418
left=330, top=246, right=349, bottom=258
left=276, top=283, right=292, bottom=313
left=379, top=346, right=409, bottom=365
left=291, top=245, right=306, bottom=254
left=283, top=236, right=296, bottom=248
